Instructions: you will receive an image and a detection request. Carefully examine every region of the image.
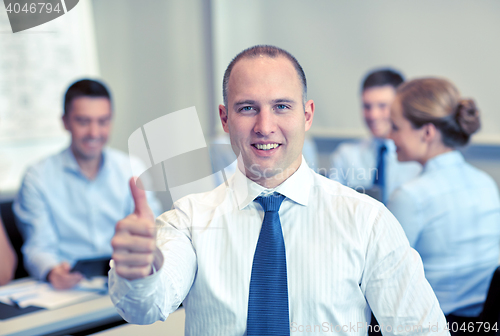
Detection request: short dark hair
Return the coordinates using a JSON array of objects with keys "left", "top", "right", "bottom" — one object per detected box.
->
[
  {"left": 222, "top": 45, "right": 307, "bottom": 107},
  {"left": 64, "top": 79, "right": 112, "bottom": 116},
  {"left": 362, "top": 69, "right": 404, "bottom": 92}
]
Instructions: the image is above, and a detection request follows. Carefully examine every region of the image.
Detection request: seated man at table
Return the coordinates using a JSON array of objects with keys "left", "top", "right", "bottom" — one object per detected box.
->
[
  {"left": 330, "top": 69, "right": 420, "bottom": 204},
  {"left": 0, "top": 214, "right": 17, "bottom": 285},
  {"left": 13, "top": 79, "right": 161, "bottom": 289}
]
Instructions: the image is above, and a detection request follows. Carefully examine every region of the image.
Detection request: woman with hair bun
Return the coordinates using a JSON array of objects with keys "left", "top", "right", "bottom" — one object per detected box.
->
[{"left": 387, "top": 77, "right": 500, "bottom": 330}]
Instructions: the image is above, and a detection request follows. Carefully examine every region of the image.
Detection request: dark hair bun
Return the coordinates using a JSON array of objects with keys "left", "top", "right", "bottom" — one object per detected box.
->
[{"left": 456, "top": 99, "right": 480, "bottom": 136}]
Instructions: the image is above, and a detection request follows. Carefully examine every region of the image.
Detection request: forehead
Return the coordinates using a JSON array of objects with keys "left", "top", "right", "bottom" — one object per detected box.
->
[
  {"left": 68, "top": 97, "right": 112, "bottom": 118},
  {"left": 362, "top": 85, "right": 397, "bottom": 103},
  {"left": 227, "top": 56, "right": 302, "bottom": 102}
]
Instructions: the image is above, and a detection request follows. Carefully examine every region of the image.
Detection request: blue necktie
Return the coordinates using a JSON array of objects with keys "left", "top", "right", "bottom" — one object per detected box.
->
[
  {"left": 373, "top": 143, "right": 388, "bottom": 203},
  {"left": 247, "top": 193, "right": 289, "bottom": 336}
]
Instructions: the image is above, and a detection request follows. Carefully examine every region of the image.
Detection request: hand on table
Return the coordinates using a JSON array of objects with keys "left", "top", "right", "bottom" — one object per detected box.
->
[
  {"left": 47, "top": 262, "right": 83, "bottom": 289},
  {"left": 111, "top": 177, "right": 157, "bottom": 280}
]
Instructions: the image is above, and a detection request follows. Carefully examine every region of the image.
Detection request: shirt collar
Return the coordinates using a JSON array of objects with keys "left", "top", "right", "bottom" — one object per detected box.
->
[
  {"left": 423, "top": 150, "right": 464, "bottom": 173},
  {"left": 232, "top": 156, "right": 312, "bottom": 210},
  {"left": 372, "top": 137, "right": 396, "bottom": 152},
  {"left": 62, "top": 147, "right": 107, "bottom": 177}
]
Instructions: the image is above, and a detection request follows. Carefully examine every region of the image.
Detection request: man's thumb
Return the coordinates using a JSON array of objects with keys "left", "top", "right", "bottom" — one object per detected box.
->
[{"left": 129, "top": 177, "right": 154, "bottom": 220}]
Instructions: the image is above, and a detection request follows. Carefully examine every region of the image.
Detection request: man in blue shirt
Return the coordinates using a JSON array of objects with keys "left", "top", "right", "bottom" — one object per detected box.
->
[
  {"left": 13, "top": 79, "right": 161, "bottom": 289},
  {"left": 329, "top": 69, "right": 420, "bottom": 204}
]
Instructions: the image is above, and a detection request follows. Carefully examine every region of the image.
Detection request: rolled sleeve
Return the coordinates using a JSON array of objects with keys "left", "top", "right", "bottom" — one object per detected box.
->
[{"left": 13, "top": 169, "right": 60, "bottom": 280}]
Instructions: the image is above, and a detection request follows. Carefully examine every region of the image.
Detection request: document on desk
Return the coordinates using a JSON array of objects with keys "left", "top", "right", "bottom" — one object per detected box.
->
[{"left": 0, "top": 277, "right": 107, "bottom": 310}]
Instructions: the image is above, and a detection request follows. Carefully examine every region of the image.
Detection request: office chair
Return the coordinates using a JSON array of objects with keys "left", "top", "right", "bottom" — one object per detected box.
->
[
  {"left": 480, "top": 265, "right": 500, "bottom": 334},
  {"left": 0, "top": 201, "right": 29, "bottom": 279}
]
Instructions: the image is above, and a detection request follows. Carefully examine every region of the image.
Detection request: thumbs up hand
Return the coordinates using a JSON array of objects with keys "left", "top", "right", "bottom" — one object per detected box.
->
[{"left": 111, "top": 178, "right": 157, "bottom": 280}]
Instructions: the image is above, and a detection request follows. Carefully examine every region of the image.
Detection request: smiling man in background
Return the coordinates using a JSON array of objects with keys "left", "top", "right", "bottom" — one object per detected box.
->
[
  {"left": 330, "top": 69, "right": 420, "bottom": 204},
  {"left": 14, "top": 79, "right": 161, "bottom": 289}
]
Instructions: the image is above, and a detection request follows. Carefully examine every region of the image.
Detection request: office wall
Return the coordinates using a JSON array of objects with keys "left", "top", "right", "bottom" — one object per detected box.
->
[
  {"left": 91, "top": 0, "right": 500, "bottom": 152},
  {"left": 91, "top": 0, "right": 216, "bottom": 209},
  {"left": 92, "top": 0, "right": 216, "bottom": 148},
  {"left": 212, "top": 0, "right": 500, "bottom": 144},
  {"left": 91, "top": 1, "right": 500, "bottom": 206}
]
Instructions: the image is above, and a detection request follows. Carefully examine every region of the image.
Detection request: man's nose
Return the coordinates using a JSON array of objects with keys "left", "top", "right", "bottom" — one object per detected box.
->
[
  {"left": 89, "top": 122, "right": 100, "bottom": 137},
  {"left": 365, "top": 106, "right": 378, "bottom": 118},
  {"left": 253, "top": 108, "right": 276, "bottom": 136}
]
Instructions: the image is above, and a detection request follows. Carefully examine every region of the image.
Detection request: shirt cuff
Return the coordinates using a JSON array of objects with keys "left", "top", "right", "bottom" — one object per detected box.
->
[
  {"left": 35, "top": 258, "right": 60, "bottom": 282},
  {"left": 108, "top": 248, "right": 164, "bottom": 300}
]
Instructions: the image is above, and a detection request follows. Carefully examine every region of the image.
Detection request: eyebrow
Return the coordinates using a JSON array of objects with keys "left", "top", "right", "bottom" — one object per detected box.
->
[
  {"left": 74, "top": 116, "right": 90, "bottom": 121},
  {"left": 272, "top": 98, "right": 296, "bottom": 104},
  {"left": 234, "top": 100, "right": 256, "bottom": 107},
  {"left": 233, "top": 98, "right": 297, "bottom": 106},
  {"left": 74, "top": 115, "right": 111, "bottom": 121}
]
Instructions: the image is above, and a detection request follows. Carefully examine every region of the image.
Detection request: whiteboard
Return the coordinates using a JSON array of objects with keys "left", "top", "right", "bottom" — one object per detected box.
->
[
  {"left": 0, "top": 0, "right": 99, "bottom": 193},
  {"left": 211, "top": 0, "right": 500, "bottom": 144}
]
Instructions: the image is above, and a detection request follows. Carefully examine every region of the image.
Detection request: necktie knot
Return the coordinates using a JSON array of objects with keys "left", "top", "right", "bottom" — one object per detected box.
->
[
  {"left": 379, "top": 143, "right": 388, "bottom": 156},
  {"left": 255, "top": 193, "right": 286, "bottom": 212}
]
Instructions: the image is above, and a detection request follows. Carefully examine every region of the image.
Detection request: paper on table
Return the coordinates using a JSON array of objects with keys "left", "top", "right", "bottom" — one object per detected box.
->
[{"left": 0, "top": 278, "right": 107, "bottom": 309}]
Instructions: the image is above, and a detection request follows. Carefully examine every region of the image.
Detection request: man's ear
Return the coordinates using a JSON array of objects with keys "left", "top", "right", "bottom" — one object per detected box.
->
[
  {"left": 304, "top": 100, "right": 315, "bottom": 132},
  {"left": 219, "top": 104, "right": 229, "bottom": 133},
  {"left": 62, "top": 115, "right": 70, "bottom": 131}
]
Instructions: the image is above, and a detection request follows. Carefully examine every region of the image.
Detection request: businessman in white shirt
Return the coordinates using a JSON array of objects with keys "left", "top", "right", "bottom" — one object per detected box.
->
[{"left": 108, "top": 45, "right": 448, "bottom": 335}]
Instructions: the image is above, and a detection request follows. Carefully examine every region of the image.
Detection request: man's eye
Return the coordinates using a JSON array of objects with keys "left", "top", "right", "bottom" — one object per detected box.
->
[
  {"left": 240, "top": 106, "right": 254, "bottom": 112},
  {"left": 99, "top": 118, "right": 111, "bottom": 126},
  {"left": 276, "top": 104, "right": 288, "bottom": 110}
]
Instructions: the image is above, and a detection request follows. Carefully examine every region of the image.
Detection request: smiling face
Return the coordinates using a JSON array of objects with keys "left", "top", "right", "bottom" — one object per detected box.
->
[
  {"left": 63, "top": 97, "right": 112, "bottom": 162},
  {"left": 219, "top": 56, "right": 314, "bottom": 188},
  {"left": 362, "top": 85, "right": 397, "bottom": 138},
  {"left": 389, "top": 98, "right": 428, "bottom": 164}
]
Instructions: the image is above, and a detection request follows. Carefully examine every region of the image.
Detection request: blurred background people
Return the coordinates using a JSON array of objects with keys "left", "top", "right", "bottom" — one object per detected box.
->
[
  {"left": 330, "top": 69, "right": 420, "bottom": 204},
  {"left": 0, "top": 214, "right": 17, "bottom": 285},
  {"left": 387, "top": 77, "right": 500, "bottom": 331},
  {"left": 13, "top": 79, "right": 161, "bottom": 289}
]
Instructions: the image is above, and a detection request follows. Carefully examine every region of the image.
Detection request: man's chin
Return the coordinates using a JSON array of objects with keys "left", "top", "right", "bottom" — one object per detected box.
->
[
  {"left": 74, "top": 148, "right": 103, "bottom": 161},
  {"left": 396, "top": 153, "right": 409, "bottom": 162},
  {"left": 246, "top": 164, "right": 296, "bottom": 180},
  {"left": 370, "top": 129, "right": 390, "bottom": 139},
  {"left": 246, "top": 165, "right": 279, "bottom": 179}
]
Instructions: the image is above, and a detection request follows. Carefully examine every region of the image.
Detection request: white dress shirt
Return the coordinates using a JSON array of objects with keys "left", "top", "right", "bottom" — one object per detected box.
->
[
  {"left": 330, "top": 138, "right": 421, "bottom": 202},
  {"left": 109, "top": 158, "right": 448, "bottom": 336}
]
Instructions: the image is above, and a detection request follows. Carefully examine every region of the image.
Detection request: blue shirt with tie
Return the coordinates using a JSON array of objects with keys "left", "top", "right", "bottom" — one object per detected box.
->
[
  {"left": 330, "top": 138, "right": 421, "bottom": 203},
  {"left": 13, "top": 147, "right": 162, "bottom": 280},
  {"left": 388, "top": 150, "right": 500, "bottom": 316}
]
